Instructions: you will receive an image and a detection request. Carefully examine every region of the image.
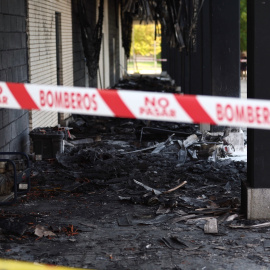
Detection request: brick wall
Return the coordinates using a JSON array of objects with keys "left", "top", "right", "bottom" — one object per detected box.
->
[
  {"left": 0, "top": 0, "right": 30, "bottom": 153},
  {"left": 27, "top": 0, "right": 73, "bottom": 129}
]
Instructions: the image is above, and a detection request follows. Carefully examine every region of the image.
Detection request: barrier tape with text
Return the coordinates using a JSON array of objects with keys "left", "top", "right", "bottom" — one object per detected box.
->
[{"left": 0, "top": 81, "right": 268, "bottom": 130}]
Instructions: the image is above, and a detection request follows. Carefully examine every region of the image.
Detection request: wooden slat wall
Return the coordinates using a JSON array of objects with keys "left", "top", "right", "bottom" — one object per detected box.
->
[{"left": 27, "top": 0, "right": 73, "bottom": 129}]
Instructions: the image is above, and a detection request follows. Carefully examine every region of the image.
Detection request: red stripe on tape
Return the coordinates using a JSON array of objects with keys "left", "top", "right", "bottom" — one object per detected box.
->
[
  {"left": 98, "top": 90, "right": 135, "bottom": 118},
  {"left": 6, "top": 83, "right": 39, "bottom": 110},
  {"left": 174, "top": 94, "right": 216, "bottom": 124}
]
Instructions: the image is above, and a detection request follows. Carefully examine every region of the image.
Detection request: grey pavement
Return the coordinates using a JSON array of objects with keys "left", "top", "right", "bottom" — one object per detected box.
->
[{"left": 241, "top": 79, "right": 247, "bottom": 99}]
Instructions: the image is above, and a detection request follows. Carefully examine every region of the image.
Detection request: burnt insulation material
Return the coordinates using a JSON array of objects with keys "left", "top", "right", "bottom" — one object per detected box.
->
[
  {"left": 77, "top": 0, "right": 104, "bottom": 81},
  {"left": 121, "top": 1, "right": 133, "bottom": 58}
]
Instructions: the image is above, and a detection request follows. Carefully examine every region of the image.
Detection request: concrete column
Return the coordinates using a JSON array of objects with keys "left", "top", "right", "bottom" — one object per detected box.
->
[{"left": 243, "top": 0, "right": 270, "bottom": 219}]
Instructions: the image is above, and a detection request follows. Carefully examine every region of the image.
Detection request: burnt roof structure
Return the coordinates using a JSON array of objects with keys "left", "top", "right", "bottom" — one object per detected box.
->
[{"left": 121, "top": 0, "right": 205, "bottom": 57}]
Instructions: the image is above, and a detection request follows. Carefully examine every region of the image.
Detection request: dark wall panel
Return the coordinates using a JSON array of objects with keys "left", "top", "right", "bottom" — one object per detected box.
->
[
  {"left": 162, "top": 0, "right": 240, "bottom": 98},
  {"left": 162, "top": 45, "right": 182, "bottom": 88},
  {"left": 247, "top": 0, "right": 270, "bottom": 188},
  {"left": 0, "top": 0, "right": 29, "bottom": 153},
  {"left": 72, "top": 0, "right": 97, "bottom": 87},
  {"left": 211, "top": 0, "right": 240, "bottom": 97},
  {"left": 108, "top": 0, "right": 120, "bottom": 87}
]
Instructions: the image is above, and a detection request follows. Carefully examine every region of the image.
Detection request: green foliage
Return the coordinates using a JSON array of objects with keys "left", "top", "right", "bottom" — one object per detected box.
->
[
  {"left": 156, "top": 51, "right": 161, "bottom": 59},
  {"left": 130, "top": 24, "right": 162, "bottom": 57},
  {"left": 240, "top": 0, "right": 247, "bottom": 52}
]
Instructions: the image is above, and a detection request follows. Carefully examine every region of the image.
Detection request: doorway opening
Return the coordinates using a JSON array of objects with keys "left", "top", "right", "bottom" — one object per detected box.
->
[{"left": 128, "top": 23, "right": 162, "bottom": 75}]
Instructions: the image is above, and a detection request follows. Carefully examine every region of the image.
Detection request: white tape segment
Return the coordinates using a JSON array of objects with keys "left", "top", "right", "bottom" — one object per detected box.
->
[{"left": 0, "top": 81, "right": 269, "bottom": 130}]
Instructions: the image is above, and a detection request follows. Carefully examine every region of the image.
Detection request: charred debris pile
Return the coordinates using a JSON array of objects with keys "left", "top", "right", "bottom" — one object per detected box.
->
[
  {"left": 51, "top": 76, "right": 246, "bottom": 228},
  {"left": 112, "top": 75, "right": 177, "bottom": 93},
  {"left": 4, "top": 76, "right": 247, "bottom": 220},
  {"left": 57, "top": 114, "right": 246, "bottom": 209},
  {"left": 25, "top": 109, "right": 248, "bottom": 238},
  {"left": 0, "top": 78, "right": 265, "bottom": 270},
  {"left": 0, "top": 76, "right": 249, "bottom": 245}
]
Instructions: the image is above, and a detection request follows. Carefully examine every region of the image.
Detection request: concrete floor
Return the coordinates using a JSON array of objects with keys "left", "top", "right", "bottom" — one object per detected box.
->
[
  {"left": 0, "top": 115, "right": 269, "bottom": 270},
  {"left": 0, "top": 145, "right": 269, "bottom": 270}
]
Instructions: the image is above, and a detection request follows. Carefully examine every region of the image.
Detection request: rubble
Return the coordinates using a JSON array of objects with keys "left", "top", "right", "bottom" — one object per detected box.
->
[
  {"left": 34, "top": 225, "right": 56, "bottom": 238},
  {"left": 112, "top": 75, "right": 177, "bottom": 93},
  {"left": 204, "top": 218, "right": 219, "bottom": 234}
]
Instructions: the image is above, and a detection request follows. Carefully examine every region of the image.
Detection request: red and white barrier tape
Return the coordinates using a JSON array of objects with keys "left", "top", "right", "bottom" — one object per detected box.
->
[{"left": 0, "top": 81, "right": 269, "bottom": 130}]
